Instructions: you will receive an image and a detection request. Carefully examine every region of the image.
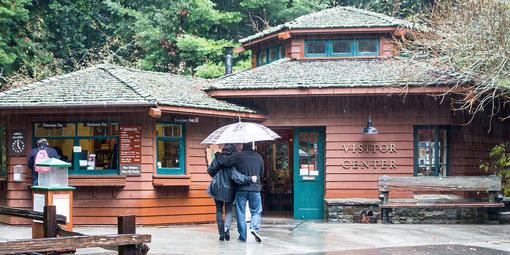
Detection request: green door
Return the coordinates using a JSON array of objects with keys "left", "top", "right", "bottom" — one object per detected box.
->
[{"left": 293, "top": 128, "right": 324, "bottom": 219}]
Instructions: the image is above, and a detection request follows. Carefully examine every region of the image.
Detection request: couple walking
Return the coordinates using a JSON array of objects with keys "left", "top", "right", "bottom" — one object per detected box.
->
[{"left": 207, "top": 142, "right": 263, "bottom": 242}]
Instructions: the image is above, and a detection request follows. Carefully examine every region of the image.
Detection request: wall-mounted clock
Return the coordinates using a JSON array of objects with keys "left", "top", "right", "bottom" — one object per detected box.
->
[
  {"left": 11, "top": 139, "right": 25, "bottom": 154},
  {"left": 8, "top": 130, "right": 26, "bottom": 156}
]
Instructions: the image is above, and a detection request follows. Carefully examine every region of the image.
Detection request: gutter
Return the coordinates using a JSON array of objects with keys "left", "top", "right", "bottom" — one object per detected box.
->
[{"left": 0, "top": 102, "right": 158, "bottom": 110}]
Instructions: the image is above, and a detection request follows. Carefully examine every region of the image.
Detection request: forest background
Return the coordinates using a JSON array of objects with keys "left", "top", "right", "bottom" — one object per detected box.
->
[{"left": 0, "top": 0, "right": 430, "bottom": 90}]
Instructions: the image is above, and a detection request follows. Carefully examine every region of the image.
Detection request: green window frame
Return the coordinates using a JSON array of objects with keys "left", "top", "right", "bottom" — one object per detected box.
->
[
  {"left": 257, "top": 45, "right": 286, "bottom": 66},
  {"left": 32, "top": 121, "right": 120, "bottom": 175},
  {"left": 156, "top": 122, "right": 185, "bottom": 175},
  {"left": 304, "top": 39, "right": 380, "bottom": 57},
  {"left": 414, "top": 126, "right": 450, "bottom": 176},
  {"left": 0, "top": 125, "right": 6, "bottom": 177}
]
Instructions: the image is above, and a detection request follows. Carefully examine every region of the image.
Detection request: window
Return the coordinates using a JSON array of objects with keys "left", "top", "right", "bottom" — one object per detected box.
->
[
  {"left": 0, "top": 125, "right": 6, "bottom": 177},
  {"left": 156, "top": 123, "right": 185, "bottom": 175},
  {"left": 33, "top": 121, "right": 119, "bottom": 175},
  {"left": 414, "top": 126, "right": 449, "bottom": 176},
  {"left": 305, "top": 39, "right": 379, "bottom": 57},
  {"left": 257, "top": 45, "right": 286, "bottom": 66}
]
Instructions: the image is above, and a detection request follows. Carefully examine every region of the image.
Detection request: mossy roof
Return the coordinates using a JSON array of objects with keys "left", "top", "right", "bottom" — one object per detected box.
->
[
  {"left": 0, "top": 64, "right": 256, "bottom": 113},
  {"left": 240, "top": 6, "right": 403, "bottom": 44},
  {"left": 206, "top": 58, "right": 457, "bottom": 91}
]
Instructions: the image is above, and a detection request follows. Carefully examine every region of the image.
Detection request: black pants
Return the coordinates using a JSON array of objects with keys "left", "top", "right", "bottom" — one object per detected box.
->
[{"left": 214, "top": 200, "right": 233, "bottom": 235}]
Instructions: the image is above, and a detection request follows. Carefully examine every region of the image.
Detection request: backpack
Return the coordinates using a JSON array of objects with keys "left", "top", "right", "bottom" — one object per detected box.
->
[{"left": 34, "top": 149, "right": 51, "bottom": 172}]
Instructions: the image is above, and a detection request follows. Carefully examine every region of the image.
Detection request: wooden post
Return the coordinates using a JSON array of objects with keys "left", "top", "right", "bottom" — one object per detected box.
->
[
  {"left": 118, "top": 215, "right": 136, "bottom": 255},
  {"left": 43, "top": 205, "right": 57, "bottom": 238}
]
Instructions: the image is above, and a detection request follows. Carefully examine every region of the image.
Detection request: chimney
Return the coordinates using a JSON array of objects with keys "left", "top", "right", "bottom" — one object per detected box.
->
[{"left": 224, "top": 46, "right": 234, "bottom": 75}]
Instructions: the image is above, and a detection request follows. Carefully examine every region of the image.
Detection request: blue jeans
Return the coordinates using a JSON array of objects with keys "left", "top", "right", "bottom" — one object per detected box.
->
[{"left": 235, "top": 191, "right": 262, "bottom": 241}]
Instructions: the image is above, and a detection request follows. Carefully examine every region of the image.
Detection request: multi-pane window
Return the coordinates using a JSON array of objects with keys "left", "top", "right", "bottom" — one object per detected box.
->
[
  {"left": 257, "top": 45, "right": 286, "bottom": 66},
  {"left": 414, "top": 126, "right": 449, "bottom": 176},
  {"left": 156, "top": 123, "right": 185, "bottom": 175},
  {"left": 0, "top": 125, "right": 6, "bottom": 177},
  {"left": 305, "top": 39, "right": 379, "bottom": 57},
  {"left": 33, "top": 122, "right": 119, "bottom": 175}
]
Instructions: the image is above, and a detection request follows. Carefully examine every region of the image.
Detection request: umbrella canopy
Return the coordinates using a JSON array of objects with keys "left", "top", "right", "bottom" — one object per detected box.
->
[{"left": 201, "top": 121, "right": 281, "bottom": 144}]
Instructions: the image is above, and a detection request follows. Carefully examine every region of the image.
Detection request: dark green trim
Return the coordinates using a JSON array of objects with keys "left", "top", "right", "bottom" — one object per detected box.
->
[
  {"left": 156, "top": 122, "right": 186, "bottom": 175},
  {"left": 31, "top": 186, "right": 76, "bottom": 190},
  {"left": 32, "top": 121, "right": 120, "bottom": 175},
  {"left": 305, "top": 39, "right": 380, "bottom": 58},
  {"left": 413, "top": 125, "right": 450, "bottom": 176},
  {"left": 256, "top": 45, "right": 286, "bottom": 66}
]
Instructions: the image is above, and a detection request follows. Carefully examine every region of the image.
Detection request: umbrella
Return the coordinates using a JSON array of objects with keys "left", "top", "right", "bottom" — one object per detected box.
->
[{"left": 201, "top": 121, "right": 281, "bottom": 144}]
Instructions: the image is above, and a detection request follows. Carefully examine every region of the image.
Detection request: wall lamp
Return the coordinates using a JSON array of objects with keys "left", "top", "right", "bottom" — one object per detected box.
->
[{"left": 361, "top": 115, "right": 378, "bottom": 134}]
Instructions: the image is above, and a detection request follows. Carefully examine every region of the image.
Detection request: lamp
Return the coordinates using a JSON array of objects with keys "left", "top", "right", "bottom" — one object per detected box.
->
[{"left": 361, "top": 115, "right": 378, "bottom": 134}]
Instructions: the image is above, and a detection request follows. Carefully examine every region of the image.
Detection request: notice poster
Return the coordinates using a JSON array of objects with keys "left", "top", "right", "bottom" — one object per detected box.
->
[
  {"left": 205, "top": 144, "right": 220, "bottom": 166},
  {"left": 119, "top": 126, "right": 142, "bottom": 176},
  {"left": 53, "top": 194, "right": 70, "bottom": 223}
]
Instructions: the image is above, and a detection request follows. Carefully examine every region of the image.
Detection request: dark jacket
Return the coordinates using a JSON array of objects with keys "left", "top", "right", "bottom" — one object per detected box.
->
[
  {"left": 215, "top": 148, "right": 264, "bottom": 192},
  {"left": 27, "top": 144, "right": 59, "bottom": 171},
  {"left": 27, "top": 144, "right": 58, "bottom": 185},
  {"left": 206, "top": 156, "right": 252, "bottom": 202}
]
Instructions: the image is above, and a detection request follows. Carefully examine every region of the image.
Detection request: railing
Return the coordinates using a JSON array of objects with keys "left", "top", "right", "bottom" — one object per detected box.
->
[{"left": 0, "top": 206, "right": 150, "bottom": 255}]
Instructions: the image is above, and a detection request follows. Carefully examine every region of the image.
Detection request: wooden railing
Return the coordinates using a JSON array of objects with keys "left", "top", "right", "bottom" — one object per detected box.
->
[{"left": 0, "top": 206, "right": 150, "bottom": 255}]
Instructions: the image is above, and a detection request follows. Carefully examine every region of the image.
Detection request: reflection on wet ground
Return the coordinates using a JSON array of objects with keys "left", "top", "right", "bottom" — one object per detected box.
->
[{"left": 300, "top": 245, "right": 510, "bottom": 255}]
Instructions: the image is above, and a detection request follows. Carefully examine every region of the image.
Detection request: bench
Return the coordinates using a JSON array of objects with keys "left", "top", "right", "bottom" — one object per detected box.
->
[{"left": 378, "top": 175, "right": 504, "bottom": 223}]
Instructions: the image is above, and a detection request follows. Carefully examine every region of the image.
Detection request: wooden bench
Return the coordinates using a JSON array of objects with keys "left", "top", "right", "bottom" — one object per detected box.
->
[
  {"left": 0, "top": 206, "right": 150, "bottom": 255},
  {"left": 378, "top": 175, "right": 504, "bottom": 223}
]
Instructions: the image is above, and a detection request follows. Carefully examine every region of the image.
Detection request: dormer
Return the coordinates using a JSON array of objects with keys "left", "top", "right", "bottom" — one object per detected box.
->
[{"left": 234, "top": 7, "right": 403, "bottom": 68}]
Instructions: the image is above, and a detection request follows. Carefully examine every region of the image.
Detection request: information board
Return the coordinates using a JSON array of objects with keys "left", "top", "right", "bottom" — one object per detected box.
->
[{"left": 119, "top": 126, "right": 142, "bottom": 176}]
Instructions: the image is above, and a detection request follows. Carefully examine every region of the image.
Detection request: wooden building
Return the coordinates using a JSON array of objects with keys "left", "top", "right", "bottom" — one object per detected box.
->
[{"left": 0, "top": 7, "right": 508, "bottom": 225}]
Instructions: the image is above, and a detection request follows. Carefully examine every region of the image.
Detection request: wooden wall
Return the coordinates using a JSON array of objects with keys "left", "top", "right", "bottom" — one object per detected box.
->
[
  {"left": 0, "top": 110, "right": 234, "bottom": 225},
  {"left": 256, "top": 95, "right": 509, "bottom": 199}
]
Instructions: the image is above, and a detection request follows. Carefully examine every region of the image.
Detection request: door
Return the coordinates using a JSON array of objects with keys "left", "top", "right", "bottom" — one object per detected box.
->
[{"left": 294, "top": 128, "right": 324, "bottom": 219}]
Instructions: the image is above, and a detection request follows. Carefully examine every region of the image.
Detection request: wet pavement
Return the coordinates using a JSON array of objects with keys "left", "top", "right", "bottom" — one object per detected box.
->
[{"left": 1, "top": 219, "right": 510, "bottom": 254}]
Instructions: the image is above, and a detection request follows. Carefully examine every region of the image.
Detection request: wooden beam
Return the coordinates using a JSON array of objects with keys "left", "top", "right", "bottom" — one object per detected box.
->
[
  {"left": 156, "top": 106, "right": 266, "bottom": 120},
  {"left": 118, "top": 215, "right": 136, "bottom": 255},
  {"left": 278, "top": 31, "right": 291, "bottom": 40},
  {"left": 208, "top": 86, "right": 453, "bottom": 98},
  {"left": 43, "top": 206, "right": 57, "bottom": 238},
  {"left": 233, "top": 46, "right": 245, "bottom": 54},
  {"left": 0, "top": 234, "right": 151, "bottom": 254},
  {"left": 0, "top": 206, "right": 66, "bottom": 224},
  {"left": 378, "top": 175, "right": 502, "bottom": 192},
  {"left": 149, "top": 108, "right": 162, "bottom": 118},
  {"left": 153, "top": 175, "right": 191, "bottom": 186}
]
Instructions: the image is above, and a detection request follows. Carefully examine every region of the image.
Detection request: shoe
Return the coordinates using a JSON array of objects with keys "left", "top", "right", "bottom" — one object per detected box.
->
[
  {"left": 250, "top": 229, "right": 261, "bottom": 243},
  {"left": 219, "top": 235, "right": 224, "bottom": 241},
  {"left": 237, "top": 237, "right": 246, "bottom": 242},
  {"left": 224, "top": 229, "right": 230, "bottom": 241}
]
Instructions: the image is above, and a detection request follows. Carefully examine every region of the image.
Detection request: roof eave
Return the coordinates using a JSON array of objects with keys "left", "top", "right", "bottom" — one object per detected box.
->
[
  {"left": 208, "top": 86, "right": 454, "bottom": 98},
  {"left": 157, "top": 105, "right": 267, "bottom": 120},
  {"left": 239, "top": 26, "right": 399, "bottom": 52}
]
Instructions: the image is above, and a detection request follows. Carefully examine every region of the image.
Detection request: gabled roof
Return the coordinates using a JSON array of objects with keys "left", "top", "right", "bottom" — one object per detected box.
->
[
  {"left": 0, "top": 64, "right": 256, "bottom": 114},
  {"left": 206, "top": 58, "right": 456, "bottom": 91},
  {"left": 240, "top": 6, "right": 403, "bottom": 44}
]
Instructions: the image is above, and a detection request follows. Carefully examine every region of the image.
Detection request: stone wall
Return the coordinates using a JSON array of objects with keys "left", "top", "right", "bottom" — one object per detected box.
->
[{"left": 325, "top": 198, "right": 495, "bottom": 224}]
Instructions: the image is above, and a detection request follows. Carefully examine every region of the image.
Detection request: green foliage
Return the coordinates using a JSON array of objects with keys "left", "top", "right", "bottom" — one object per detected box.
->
[
  {"left": 0, "top": 0, "right": 429, "bottom": 90},
  {"left": 480, "top": 143, "right": 510, "bottom": 196}
]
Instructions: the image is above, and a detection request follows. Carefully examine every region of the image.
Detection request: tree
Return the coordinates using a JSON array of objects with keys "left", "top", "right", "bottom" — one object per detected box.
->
[{"left": 397, "top": 0, "right": 510, "bottom": 121}]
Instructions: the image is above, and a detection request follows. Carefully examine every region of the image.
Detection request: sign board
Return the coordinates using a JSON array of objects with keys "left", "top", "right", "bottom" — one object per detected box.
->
[
  {"left": 8, "top": 130, "right": 26, "bottom": 156},
  {"left": 173, "top": 117, "right": 199, "bottom": 123},
  {"left": 119, "top": 126, "right": 142, "bottom": 176}
]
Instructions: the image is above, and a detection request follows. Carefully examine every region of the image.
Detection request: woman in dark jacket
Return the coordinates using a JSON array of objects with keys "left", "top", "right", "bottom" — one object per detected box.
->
[{"left": 207, "top": 144, "right": 256, "bottom": 241}]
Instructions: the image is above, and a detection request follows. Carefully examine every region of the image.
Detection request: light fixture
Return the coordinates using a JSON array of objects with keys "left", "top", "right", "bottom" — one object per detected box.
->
[{"left": 361, "top": 115, "right": 378, "bottom": 134}]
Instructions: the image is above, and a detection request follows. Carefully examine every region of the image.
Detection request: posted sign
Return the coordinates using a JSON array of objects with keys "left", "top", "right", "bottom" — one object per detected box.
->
[{"left": 119, "top": 126, "right": 142, "bottom": 176}]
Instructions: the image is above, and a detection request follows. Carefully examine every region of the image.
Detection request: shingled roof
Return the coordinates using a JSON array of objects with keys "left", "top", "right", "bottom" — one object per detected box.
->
[
  {"left": 0, "top": 64, "right": 256, "bottom": 113},
  {"left": 240, "top": 6, "right": 403, "bottom": 44},
  {"left": 206, "top": 58, "right": 457, "bottom": 91}
]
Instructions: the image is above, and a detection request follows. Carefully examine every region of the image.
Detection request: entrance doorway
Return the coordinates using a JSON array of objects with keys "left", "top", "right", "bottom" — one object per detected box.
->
[{"left": 257, "top": 129, "right": 293, "bottom": 217}]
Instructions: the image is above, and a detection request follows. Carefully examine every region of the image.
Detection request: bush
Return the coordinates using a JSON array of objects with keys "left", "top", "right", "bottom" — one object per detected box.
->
[{"left": 480, "top": 143, "right": 510, "bottom": 196}]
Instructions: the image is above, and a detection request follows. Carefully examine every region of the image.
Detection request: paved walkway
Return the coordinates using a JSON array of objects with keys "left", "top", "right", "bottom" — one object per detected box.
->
[{"left": 1, "top": 220, "right": 510, "bottom": 254}]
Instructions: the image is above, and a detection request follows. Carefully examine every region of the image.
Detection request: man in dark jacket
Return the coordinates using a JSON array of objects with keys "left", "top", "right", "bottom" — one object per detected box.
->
[
  {"left": 27, "top": 138, "right": 58, "bottom": 185},
  {"left": 216, "top": 142, "right": 264, "bottom": 242},
  {"left": 206, "top": 144, "right": 257, "bottom": 241}
]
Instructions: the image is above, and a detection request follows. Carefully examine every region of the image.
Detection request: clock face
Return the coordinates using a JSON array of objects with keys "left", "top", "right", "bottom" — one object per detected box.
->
[{"left": 11, "top": 140, "right": 25, "bottom": 154}]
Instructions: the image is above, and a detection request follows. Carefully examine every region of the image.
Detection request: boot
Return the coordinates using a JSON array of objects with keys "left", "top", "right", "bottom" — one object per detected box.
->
[
  {"left": 224, "top": 228, "right": 230, "bottom": 241},
  {"left": 218, "top": 222, "right": 225, "bottom": 241}
]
